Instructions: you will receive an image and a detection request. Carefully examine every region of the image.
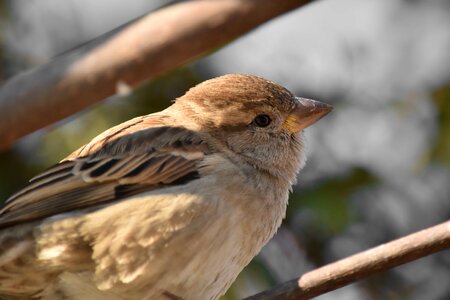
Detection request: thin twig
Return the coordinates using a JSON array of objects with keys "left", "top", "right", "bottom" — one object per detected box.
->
[
  {"left": 0, "top": 0, "right": 311, "bottom": 151},
  {"left": 245, "top": 220, "right": 450, "bottom": 299}
]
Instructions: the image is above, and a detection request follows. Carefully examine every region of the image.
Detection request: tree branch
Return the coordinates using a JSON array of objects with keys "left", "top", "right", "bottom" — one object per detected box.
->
[
  {"left": 0, "top": 0, "right": 311, "bottom": 151},
  {"left": 245, "top": 220, "right": 450, "bottom": 300}
]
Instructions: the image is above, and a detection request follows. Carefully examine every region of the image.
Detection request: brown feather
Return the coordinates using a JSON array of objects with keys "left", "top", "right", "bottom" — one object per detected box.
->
[{"left": 0, "top": 117, "right": 210, "bottom": 229}]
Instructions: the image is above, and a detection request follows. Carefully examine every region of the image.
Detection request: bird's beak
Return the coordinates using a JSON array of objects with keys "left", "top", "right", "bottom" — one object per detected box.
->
[{"left": 283, "top": 97, "right": 333, "bottom": 133}]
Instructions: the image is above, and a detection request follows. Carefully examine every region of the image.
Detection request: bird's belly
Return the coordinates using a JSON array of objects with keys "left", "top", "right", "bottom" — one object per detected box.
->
[
  {"left": 53, "top": 205, "right": 259, "bottom": 300},
  {"left": 155, "top": 207, "right": 253, "bottom": 300}
]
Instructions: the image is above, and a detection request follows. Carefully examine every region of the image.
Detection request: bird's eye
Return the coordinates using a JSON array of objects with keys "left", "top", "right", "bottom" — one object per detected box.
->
[{"left": 253, "top": 114, "right": 272, "bottom": 127}]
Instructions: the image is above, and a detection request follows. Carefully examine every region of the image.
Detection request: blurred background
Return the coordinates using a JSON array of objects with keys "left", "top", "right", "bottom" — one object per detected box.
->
[{"left": 0, "top": 0, "right": 449, "bottom": 299}]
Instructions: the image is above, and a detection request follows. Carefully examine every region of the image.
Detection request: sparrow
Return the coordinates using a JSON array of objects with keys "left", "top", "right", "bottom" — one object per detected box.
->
[{"left": 0, "top": 74, "right": 331, "bottom": 300}]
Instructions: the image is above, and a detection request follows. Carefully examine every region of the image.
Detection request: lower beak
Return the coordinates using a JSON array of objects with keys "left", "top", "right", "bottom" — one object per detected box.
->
[{"left": 283, "top": 97, "right": 333, "bottom": 133}]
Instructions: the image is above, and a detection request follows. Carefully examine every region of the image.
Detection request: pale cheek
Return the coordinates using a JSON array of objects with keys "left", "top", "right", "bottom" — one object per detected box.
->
[
  {"left": 225, "top": 132, "right": 256, "bottom": 155},
  {"left": 227, "top": 132, "right": 285, "bottom": 160}
]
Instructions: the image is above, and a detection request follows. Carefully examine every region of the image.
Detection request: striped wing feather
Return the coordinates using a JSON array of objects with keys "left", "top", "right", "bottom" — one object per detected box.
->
[{"left": 0, "top": 123, "right": 209, "bottom": 228}]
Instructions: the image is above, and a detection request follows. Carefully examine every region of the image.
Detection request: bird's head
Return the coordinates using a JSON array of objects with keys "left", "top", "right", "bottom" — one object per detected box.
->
[{"left": 171, "top": 74, "right": 332, "bottom": 184}]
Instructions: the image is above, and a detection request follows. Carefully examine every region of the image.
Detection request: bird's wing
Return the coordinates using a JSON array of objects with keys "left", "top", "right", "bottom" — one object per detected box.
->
[{"left": 0, "top": 116, "right": 210, "bottom": 228}]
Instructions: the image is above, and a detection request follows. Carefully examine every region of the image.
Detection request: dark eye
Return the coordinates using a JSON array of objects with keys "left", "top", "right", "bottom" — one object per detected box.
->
[{"left": 253, "top": 114, "right": 272, "bottom": 127}]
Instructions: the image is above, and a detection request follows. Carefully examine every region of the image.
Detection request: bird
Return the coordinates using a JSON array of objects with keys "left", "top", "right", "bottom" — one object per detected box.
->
[{"left": 0, "top": 74, "right": 332, "bottom": 300}]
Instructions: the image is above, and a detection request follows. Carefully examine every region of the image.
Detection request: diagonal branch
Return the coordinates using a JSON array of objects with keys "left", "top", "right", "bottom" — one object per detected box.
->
[
  {"left": 0, "top": 0, "right": 311, "bottom": 151},
  {"left": 245, "top": 220, "right": 450, "bottom": 300}
]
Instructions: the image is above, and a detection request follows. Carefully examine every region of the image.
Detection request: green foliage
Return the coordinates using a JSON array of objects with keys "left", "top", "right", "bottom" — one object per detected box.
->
[
  {"left": 289, "top": 169, "right": 375, "bottom": 234},
  {"left": 222, "top": 260, "right": 274, "bottom": 300},
  {"left": 431, "top": 84, "right": 450, "bottom": 167}
]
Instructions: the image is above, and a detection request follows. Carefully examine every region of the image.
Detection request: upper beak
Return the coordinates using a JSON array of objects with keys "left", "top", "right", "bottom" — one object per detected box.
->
[{"left": 283, "top": 97, "right": 333, "bottom": 133}]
